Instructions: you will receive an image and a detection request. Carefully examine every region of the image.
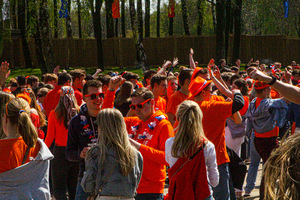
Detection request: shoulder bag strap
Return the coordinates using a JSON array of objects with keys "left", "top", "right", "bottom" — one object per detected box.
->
[
  {"left": 98, "top": 162, "right": 118, "bottom": 192},
  {"left": 22, "top": 147, "right": 30, "bottom": 165}
]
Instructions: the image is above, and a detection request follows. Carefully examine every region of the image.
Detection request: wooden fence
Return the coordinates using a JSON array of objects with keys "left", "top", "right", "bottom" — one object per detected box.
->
[{"left": 1, "top": 35, "right": 299, "bottom": 68}]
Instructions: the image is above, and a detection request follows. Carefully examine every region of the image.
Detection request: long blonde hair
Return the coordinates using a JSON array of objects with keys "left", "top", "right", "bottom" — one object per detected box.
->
[
  {"left": 172, "top": 100, "right": 207, "bottom": 158},
  {"left": 5, "top": 98, "right": 38, "bottom": 148},
  {"left": 0, "top": 91, "right": 15, "bottom": 139},
  {"left": 264, "top": 133, "right": 300, "bottom": 200},
  {"left": 87, "top": 108, "right": 136, "bottom": 176}
]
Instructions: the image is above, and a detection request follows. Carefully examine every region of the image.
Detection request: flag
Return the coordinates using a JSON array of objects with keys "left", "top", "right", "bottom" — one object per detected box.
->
[
  {"left": 168, "top": 0, "right": 175, "bottom": 18},
  {"left": 59, "top": 0, "right": 68, "bottom": 18},
  {"left": 112, "top": 0, "right": 120, "bottom": 19},
  {"left": 284, "top": 0, "right": 289, "bottom": 18}
]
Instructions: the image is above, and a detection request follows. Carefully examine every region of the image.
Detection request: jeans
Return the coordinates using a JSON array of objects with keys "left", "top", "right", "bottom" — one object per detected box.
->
[
  {"left": 244, "top": 132, "right": 261, "bottom": 193},
  {"left": 75, "top": 180, "right": 90, "bottom": 200},
  {"left": 52, "top": 146, "right": 79, "bottom": 200},
  {"left": 212, "top": 163, "right": 230, "bottom": 200},
  {"left": 135, "top": 193, "right": 164, "bottom": 200}
]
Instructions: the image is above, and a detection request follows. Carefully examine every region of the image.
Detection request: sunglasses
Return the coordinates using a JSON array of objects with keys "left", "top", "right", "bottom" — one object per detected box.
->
[
  {"left": 84, "top": 92, "right": 105, "bottom": 100},
  {"left": 130, "top": 99, "right": 151, "bottom": 110}
]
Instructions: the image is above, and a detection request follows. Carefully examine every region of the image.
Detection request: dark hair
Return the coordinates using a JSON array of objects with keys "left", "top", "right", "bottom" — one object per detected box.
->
[
  {"left": 43, "top": 73, "right": 58, "bottom": 83},
  {"left": 178, "top": 69, "right": 192, "bottom": 87},
  {"left": 69, "top": 69, "right": 86, "bottom": 80},
  {"left": 17, "top": 75, "right": 26, "bottom": 86},
  {"left": 292, "top": 69, "right": 299, "bottom": 76},
  {"left": 131, "top": 87, "right": 154, "bottom": 100},
  {"left": 144, "top": 70, "right": 157, "bottom": 81},
  {"left": 150, "top": 74, "right": 167, "bottom": 88},
  {"left": 230, "top": 66, "right": 239, "bottom": 72},
  {"left": 221, "top": 72, "right": 233, "bottom": 82},
  {"left": 97, "top": 74, "right": 111, "bottom": 86},
  {"left": 123, "top": 72, "right": 139, "bottom": 81},
  {"left": 233, "top": 79, "right": 248, "bottom": 96},
  {"left": 44, "top": 84, "right": 54, "bottom": 90},
  {"left": 230, "top": 74, "right": 241, "bottom": 85},
  {"left": 58, "top": 72, "right": 72, "bottom": 86},
  {"left": 83, "top": 80, "right": 103, "bottom": 95},
  {"left": 26, "top": 76, "right": 39, "bottom": 86}
]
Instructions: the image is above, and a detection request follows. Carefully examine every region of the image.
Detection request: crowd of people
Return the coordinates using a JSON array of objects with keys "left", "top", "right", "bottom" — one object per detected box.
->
[{"left": 0, "top": 50, "right": 299, "bottom": 200}]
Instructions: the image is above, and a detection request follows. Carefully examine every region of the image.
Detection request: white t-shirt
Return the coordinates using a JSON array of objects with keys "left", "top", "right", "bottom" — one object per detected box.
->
[{"left": 165, "top": 137, "right": 219, "bottom": 192}]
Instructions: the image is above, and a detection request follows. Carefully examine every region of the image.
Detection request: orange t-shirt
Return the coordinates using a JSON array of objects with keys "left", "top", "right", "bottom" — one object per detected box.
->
[
  {"left": 270, "top": 89, "right": 281, "bottom": 99},
  {"left": 73, "top": 87, "right": 83, "bottom": 106},
  {"left": 254, "top": 98, "right": 279, "bottom": 138},
  {"left": 45, "top": 110, "right": 69, "bottom": 147},
  {"left": 43, "top": 85, "right": 61, "bottom": 117},
  {"left": 166, "top": 91, "right": 189, "bottom": 117},
  {"left": 210, "top": 95, "right": 225, "bottom": 101},
  {"left": 154, "top": 96, "right": 166, "bottom": 112},
  {"left": 0, "top": 137, "right": 40, "bottom": 173},
  {"left": 239, "top": 96, "right": 249, "bottom": 116},
  {"left": 124, "top": 110, "right": 174, "bottom": 194},
  {"left": 187, "top": 97, "right": 232, "bottom": 165}
]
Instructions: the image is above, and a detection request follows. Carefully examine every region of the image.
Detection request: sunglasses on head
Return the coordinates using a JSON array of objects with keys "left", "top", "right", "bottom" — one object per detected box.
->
[
  {"left": 130, "top": 98, "right": 151, "bottom": 110},
  {"left": 84, "top": 92, "right": 105, "bottom": 100}
]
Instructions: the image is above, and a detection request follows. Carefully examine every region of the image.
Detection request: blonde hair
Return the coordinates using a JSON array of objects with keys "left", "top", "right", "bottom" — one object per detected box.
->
[
  {"left": 264, "top": 133, "right": 300, "bottom": 200},
  {"left": 172, "top": 100, "right": 206, "bottom": 158},
  {"left": 87, "top": 108, "right": 136, "bottom": 176},
  {"left": 5, "top": 98, "right": 38, "bottom": 148},
  {"left": 0, "top": 91, "right": 15, "bottom": 139}
]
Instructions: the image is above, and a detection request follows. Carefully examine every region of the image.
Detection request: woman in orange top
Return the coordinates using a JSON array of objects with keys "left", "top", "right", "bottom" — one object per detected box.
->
[
  {"left": 0, "top": 91, "right": 14, "bottom": 139},
  {"left": 0, "top": 97, "right": 40, "bottom": 173},
  {"left": 45, "top": 86, "right": 80, "bottom": 200}
]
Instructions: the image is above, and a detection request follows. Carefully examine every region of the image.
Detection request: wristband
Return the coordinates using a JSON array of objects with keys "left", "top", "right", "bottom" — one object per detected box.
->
[{"left": 268, "top": 76, "right": 277, "bottom": 86}]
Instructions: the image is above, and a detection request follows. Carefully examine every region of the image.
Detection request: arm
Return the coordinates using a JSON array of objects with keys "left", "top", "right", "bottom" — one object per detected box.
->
[
  {"left": 204, "top": 141, "right": 219, "bottom": 187},
  {"left": 81, "top": 149, "right": 98, "bottom": 193},
  {"left": 230, "top": 111, "right": 242, "bottom": 125},
  {"left": 157, "top": 60, "right": 172, "bottom": 75},
  {"left": 210, "top": 68, "right": 233, "bottom": 98},
  {"left": 45, "top": 111, "right": 56, "bottom": 148},
  {"left": 231, "top": 91, "right": 244, "bottom": 114},
  {"left": 189, "top": 48, "right": 196, "bottom": 69},
  {"left": 0, "top": 62, "right": 10, "bottom": 90},
  {"left": 103, "top": 75, "right": 125, "bottom": 108},
  {"left": 92, "top": 69, "right": 102, "bottom": 78},
  {"left": 248, "top": 67, "right": 300, "bottom": 104},
  {"left": 66, "top": 118, "right": 82, "bottom": 162}
]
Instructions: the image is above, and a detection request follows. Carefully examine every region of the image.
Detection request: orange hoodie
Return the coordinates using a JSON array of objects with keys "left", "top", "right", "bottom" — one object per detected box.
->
[{"left": 124, "top": 110, "right": 174, "bottom": 194}]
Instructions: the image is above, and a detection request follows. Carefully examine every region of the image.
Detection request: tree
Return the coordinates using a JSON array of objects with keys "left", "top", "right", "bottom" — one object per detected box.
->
[
  {"left": 89, "top": 0, "right": 104, "bottom": 69},
  {"left": 215, "top": 0, "right": 226, "bottom": 62},
  {"left": 53, "top": 0, "right": 58, "bottom": 38},
  {"left": 77, "top": 0, "right": 82, "bottom": 38},
  {"left": 18, "top": 0, "right": 34, "bottom": 68},
  {"left": 145, "top": 0, "right": 150, "bottom": 37},
  {"left": 232, "top": 0, "right": 242, "bottom": 63},
  {"left": 181, "top": 0, "right": 190, "bottom": 35},
  {"left": 66, "top": 0, "right": 73, "bottom": 38},
  {"left": 121, "top": 0, "right": 126, "bottom": 37},
  {"left": 197, "top": 0, "right": 205, "bottom": 35},
  {"left": 157, "top": 0, "right": 161, "bottom": 37},
  {"left": 105, "top": 0, "right": 114, "bottom": 38},
  {"left": 129, "top": 0, "right": 148, "bottom": 70},
  {"left": 137, "top": 0, "right": 143, "bottom": 40},
  {"left": 224, "top": 0, "right": 231, "bottom": 60}
]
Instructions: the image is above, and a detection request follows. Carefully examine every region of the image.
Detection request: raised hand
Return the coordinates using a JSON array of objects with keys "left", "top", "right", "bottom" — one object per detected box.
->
[
  {"left": 0, "top": 61, "right": 10, "bottom": 87},
  {"left": 108, "top": 75, "right": 126, "bottom": 91},
  {"left": 172, "top": 57, "right": 179, "bottom": 67}
]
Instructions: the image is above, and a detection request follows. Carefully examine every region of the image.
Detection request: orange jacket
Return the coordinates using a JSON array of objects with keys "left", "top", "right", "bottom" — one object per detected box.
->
[
  {"left": 43, "top": 85, "right": 61, "bottom": 117},
  {"left": 124, "top": 110, "right": 173, "bottom": 194}
]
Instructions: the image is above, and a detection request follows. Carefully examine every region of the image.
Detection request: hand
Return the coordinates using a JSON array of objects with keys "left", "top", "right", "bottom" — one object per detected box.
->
[
  {"left": 80, "top": 147, "right": 91, "bottom": 158},
  {"left": 283, "top": 68, "right": 292, "bottom": 83},
  {"left": 108, "top": 75, "right": 126, "bottom": 91},
  {"left": 129, "top": 138, "right": 141, "bottom": 150},
  {"left": 246, "top": 67, "right": 271, "bottom": 83},
  {"left": 232, "top": 88, "right": 241, "bottom": 95},
  {"left": 190, "top": 48, "right": 194, "bottom": 56},
  {"left": 225, "top": 97, "right": 233, "bottom": 102},
  {"left": 172, "top": 57, "right": 179, "bottom": 67},
  {"left": 0, "top": 62, "right": 10, "bottom": 87},
  {"left": 162, "top": 60, "right": 172, "bottom": 69},
  {"left": 53, "top": 66, "right": 59, "bottom": 74}
]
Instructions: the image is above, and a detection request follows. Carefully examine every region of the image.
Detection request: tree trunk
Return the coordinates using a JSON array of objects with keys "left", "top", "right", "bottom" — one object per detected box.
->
[
  {"left": 66, "top": 0, "right": 73, "bottom": 38},
  {"left": 211, "top": 1, "right": 217, "bottom": 34},
  {"left": 53, "top": 0, "right": 58, "bottom": 38},
  {"left": 39, "top": 0, "right": 55, "bottom": 73},
  {"left": 137, "top": 0, "right": 143, "bottom": 40},
  {"left": 145, "top": 0, "right": 150, "bottom": 37},
  {"left": 156, "top": 0, "right": 160, "bottom": 37},
  {"left": 197, "top": 0, "right": 204, "bottom": 35},
  {"left": 121, "top": 0, "right": 126, "bottom": 37},
  {"left": 224, "top": 0, "right": 231, "bottom": 60},
  {"left": 169, "top": 17, "right": 173, "bottom": 36},
  {"left": 91, "top": 0, "right": 104, "bottom": 70},
  {"left": 10, "top": 0, "right": 17, "bottom": 29},
  {"left": 105, "top": 0, "right": 114, "bottom": 38},
  {"left": 18, "top": 0, "right": 34, "bottom": 68},
  {"left": 129, "top": 0, "right": 148, "bottom": 71},
  {"left": 0, "top": 0, "right": 4, "bottom": 57},
  {"left": 115, "top": 18, "right": 119, "bottom": 37},
  {"left": 215, "top": 0, "right": 226, "bottom": 63},
  {"left": 232, "top": 0, "right": 242, "bottom": 63},
  {"left": 181, "top": 0, "right": 190, "bottom": 35},
  {"left": 77, "top": 0, "right": 82, "bottom": 38}
]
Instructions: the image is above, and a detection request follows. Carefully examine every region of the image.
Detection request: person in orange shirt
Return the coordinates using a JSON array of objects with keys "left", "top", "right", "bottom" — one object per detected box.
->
[
  {"left": 70, "top": 69, "right": 86, "bottom": 106},
  {"left": 0, "top": 97, "right": 53, "bottom": 199},
  {"left": 188, "top": 76, "right": 244, "bottom": 200},
  {"left": 43, "top": 72, "right": 72, "bottom": 117},
  {"left": 125, "top": 88, "right": 173, "bottom": 200},
  {"left": 45, "top": 86, "right": 80, "bottom": 200},
  {"left": 166, "top": 69, "right": 192, "bottom": 125},
  {"left": 166, "top": 76, "right": 178, "bottom": 102},
  {"left": 150, "top": 74, "right": 168, "bottom": 112},
  {"left": 245, "top": 81, "right": 289, "bottom": 199}
]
